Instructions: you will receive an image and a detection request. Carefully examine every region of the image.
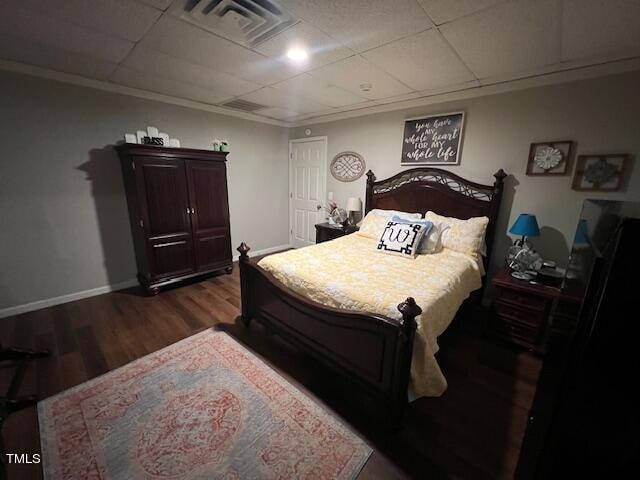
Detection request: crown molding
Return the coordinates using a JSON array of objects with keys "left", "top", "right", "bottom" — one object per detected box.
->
[
  {"left": 290, "top": 56, "right": 640, "bottom": 127},
  {"left": 0, "top": 59, "right": 289, "bottom": 127},
  {"left": 1, "top": 56, "right": 639, "bottom": 130}
]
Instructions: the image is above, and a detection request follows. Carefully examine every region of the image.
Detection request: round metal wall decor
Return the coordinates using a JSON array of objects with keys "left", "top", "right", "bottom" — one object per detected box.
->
[{"left": 330, "top": 151, "right": 366, "bottom": 182}]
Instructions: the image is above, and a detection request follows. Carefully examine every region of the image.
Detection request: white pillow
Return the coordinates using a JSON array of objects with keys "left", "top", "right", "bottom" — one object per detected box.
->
[
  {"left": 369, "top": 208, "right": 422, "bottom": 220},
  {"left": 376, "top": 220, "right": 428, "bottom": 258},
  {"left": 357, "top": 209, "right": 422, "bottom": 239},
  {"left": 420, "top": 221, "right": 450, "bottom": 254},
  {"left": 424, "top": 211, "right": 489, "bottom": 256}
]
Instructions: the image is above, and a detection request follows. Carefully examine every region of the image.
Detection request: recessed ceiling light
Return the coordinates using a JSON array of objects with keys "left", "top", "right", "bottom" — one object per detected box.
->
[{"left": 286, "top": 47, "right": 309, "bottom": 62}]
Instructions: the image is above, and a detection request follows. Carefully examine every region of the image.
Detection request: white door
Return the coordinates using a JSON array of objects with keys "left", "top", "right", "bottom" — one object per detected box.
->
[{"left": 289, "top": 137, "right": 327, "bottom": 248}]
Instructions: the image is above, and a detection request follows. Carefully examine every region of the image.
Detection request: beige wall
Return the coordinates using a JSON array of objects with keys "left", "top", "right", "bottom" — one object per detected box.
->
[
  {"left": 2, "top": 69, "right": 639, "bottom": 312},
  {"left": 0, "top": 70, "right": 290, "bottom": 311},
  {"left": 290, "top": 71, "right": 640, "bottom": 276}
]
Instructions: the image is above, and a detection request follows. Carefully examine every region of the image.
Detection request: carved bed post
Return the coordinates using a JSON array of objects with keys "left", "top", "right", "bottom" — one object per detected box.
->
[
  {"left": 389, "top": 297, "right": 422, "bottom": 426},
  {"left": 365, "top": 170, "right": 376, "bottom": 214},
  {"left": 484, "top": 169, "right": 507, "bottom": 272},
  {"left": 237, "top": 242, "right": 252, "bottom": 326}
]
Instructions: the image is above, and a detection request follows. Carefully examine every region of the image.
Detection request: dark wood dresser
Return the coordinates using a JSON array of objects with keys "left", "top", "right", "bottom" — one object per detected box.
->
[
  {"left": 315, "top": 222, "right": 358, "bottom": 243},
  {"left": 116, "top": 144, "right": 232, "bottom": 294},
  {"left": 490, "top": 267, "right": 561, "bottom": 354}
]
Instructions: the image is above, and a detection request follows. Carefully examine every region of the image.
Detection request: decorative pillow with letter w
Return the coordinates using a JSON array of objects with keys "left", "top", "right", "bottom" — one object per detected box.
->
[{"left": 377, "top": 221, "right": 428, "bottom": 258}]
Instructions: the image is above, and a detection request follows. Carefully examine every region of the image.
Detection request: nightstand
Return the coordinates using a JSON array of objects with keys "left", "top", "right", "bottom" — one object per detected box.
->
[
  {"left": 490, "top": 267, "right": 561, "bottom": 354},
  {"left": 315, "top": 222, "right": 358, "bottom": 244}
]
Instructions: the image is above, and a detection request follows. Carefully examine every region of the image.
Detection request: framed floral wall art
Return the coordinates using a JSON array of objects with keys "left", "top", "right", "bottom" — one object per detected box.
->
[
  {"left": 572, "top": 154, "right": 629, "bottom": 191},
  {"left": 526, "top": 141, "right": 574, "bottom": 175}
]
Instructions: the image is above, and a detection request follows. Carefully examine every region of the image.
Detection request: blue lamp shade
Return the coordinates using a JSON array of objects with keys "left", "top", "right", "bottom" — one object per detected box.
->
[{"left": 509, "top": 214, "right": 540, "bottom": 237}]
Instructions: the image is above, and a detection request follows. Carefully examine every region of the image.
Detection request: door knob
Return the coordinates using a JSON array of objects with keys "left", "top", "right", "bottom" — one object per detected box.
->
[{"left": 316, "top": 204, "right": 322, "bottom": 210}]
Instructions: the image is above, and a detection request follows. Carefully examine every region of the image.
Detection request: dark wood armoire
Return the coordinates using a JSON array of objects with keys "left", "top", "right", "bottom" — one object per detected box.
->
[{"left": 116, "top": 144, "right": 232, "bottom": 294}]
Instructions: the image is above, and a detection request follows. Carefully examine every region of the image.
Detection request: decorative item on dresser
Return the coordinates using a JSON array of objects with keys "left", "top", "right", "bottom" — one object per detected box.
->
[
  {"left": 125, "top": 126, "right": 179, "bottom": 147},
  {"left": 506, "top": 213, "right": 543, "bottom": 280},
  {"left": 315, "top": 222, "right": 358, "bottom": 244},
  {"left": 116, "top": 144, "right": 232, "bottom": 295},
  {"left": 490, "top": 267, "right": 560, "bottom": 354},
  {"left": 237, "top": 167, "right": 506, "bottom": 425}
]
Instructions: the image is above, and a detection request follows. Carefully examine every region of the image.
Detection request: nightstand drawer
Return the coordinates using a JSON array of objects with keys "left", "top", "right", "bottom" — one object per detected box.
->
[
  {"left": 497, "top": 288, "right": 548, "bottom": 311},
  {"left": 493, "top": 315, "right": 542, "bottom": 344},
  {"left": 324, "top": 228, "right": 345, "bottom": 240},
  {"left": 495, "top": 299, "right": 546, "bottom": 327}
]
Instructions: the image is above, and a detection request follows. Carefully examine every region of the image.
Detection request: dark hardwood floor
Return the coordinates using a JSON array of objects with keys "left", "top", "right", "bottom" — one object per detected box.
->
[{"left": 0, "top": 262, "right": 541, "bottom": 479}]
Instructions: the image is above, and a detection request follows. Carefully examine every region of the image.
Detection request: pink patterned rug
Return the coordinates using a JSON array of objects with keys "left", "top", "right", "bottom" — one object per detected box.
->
[{"left": 38, "top": 329, "right": 371, "bottom": 479}]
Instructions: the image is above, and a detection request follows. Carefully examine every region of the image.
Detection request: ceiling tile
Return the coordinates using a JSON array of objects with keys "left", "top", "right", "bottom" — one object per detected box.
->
[
  {"left": 309, "top": 55, "right": 413, "bottom": 100},
  {"left": 0, "top": 4, "right": 134, "bottom": 64},
  {"left": 363, "top": 29, "right": 475, "bottom": 91},
  {"left": 123, "top": 47, "right": 261, "bottom": 96},
  {"left": 139, "top": 16, "right": 297, "bottom": 85},
  {"left": 277, "top": 0, "right": 433, "bottom": 52},
  {"left": 440, "top": 0, "right": 561, "bottom": 79},
  {"left": 0, "top": 32, "right": 117, "bottom": 80},
  {"left": 271, "top": 73, "right": 367, "bottom": 107},
  {"left": 254, "top": 21, "right": 354, "bottom": 71},
  {"left": 418, "top": 0, "right": 506, "bottom": 25},
  {"left": 110, "top": 66, "right": 236, "bottom": 104},
  {"left": 3, "top": 0, "right": 161, "bottom": 42},
  {"left": 238, "top": 87, "right": 328, "bottom": 113},
  {"left": 562, "top": 0, "right": 640, "bottom": 61}
]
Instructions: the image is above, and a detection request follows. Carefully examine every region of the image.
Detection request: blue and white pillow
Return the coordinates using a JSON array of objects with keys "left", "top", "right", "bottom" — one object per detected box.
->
[
  {"left": 377, "top": 220, "right": 428, "bottom": 258},
  {"left": 391, "top": 215, "right": 444, "bottom": 254}
]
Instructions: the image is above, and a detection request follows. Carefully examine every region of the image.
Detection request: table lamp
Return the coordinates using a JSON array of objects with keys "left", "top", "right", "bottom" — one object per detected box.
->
[
  {"left": 509, "top": 213, "right": 540, "bottom": 247},
  {"left": 507, "top": 214, "right": 541, "bottom": 279},
  {"left": 346, "top": 197, "right": 362, "bottom": 228}
]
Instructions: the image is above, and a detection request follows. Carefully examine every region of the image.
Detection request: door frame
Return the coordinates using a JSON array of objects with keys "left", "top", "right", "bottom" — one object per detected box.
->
[{"left": 288, "top": 136, "right": 328, "bottom": 247}]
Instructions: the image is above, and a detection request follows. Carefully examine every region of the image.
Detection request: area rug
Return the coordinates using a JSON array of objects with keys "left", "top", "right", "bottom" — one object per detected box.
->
[{"left": 38, "top": 329, "right": 372, "bottom": 479}]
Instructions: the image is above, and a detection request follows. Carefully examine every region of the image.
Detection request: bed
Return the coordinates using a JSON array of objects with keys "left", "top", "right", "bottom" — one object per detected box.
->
[{"left": 237, "top": 167, "right": 506, "bottom": 423}]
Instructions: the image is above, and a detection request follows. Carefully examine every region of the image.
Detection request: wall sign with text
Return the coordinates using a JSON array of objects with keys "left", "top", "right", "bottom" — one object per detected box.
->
[{"left": 401, "top": 112, "right": 465, "bottom": 166}]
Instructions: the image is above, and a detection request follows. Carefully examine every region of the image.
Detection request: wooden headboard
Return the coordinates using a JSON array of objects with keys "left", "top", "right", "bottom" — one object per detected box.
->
[{"left": 365, "top": 167, "right": 507, "bottom": 269}]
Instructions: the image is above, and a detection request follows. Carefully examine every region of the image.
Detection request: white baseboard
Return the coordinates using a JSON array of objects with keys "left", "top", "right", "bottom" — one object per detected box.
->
[
  {"left": 0, "top": 278, "right": 139, "bottom": 319},
  {"left": 0, "top": 243, "right": 291, "bottom": 319}
]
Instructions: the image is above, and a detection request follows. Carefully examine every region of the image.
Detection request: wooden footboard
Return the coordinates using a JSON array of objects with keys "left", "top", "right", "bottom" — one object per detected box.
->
[{"left": 237, "top": 242, "right": 422, "bottom": 423}]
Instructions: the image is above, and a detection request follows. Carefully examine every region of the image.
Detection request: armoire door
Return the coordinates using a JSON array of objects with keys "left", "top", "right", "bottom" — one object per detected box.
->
[
  {"left": 185, "top": 159, "right": 231, "bottom": 271},
  {"left": 134, "top": 157, "right": 195, "bottom": 280}
]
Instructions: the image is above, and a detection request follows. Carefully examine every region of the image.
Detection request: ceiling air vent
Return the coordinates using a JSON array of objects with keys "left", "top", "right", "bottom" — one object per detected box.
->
[
  {"left": 221, "top": 98, "right": 268, "bottom": 112},
  {"left": 177, "top": 0, "right": 297, "bottom": 47}
]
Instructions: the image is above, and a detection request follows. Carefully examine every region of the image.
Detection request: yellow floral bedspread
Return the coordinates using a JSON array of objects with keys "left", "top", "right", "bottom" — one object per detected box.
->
[{"left": 257, "top": 233, "right": 483, "bottom": 397}]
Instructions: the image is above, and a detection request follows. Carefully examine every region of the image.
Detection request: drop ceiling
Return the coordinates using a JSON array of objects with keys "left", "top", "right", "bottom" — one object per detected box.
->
[{"left": 0, "top": 0, "right": 639, "bottom": 125}]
